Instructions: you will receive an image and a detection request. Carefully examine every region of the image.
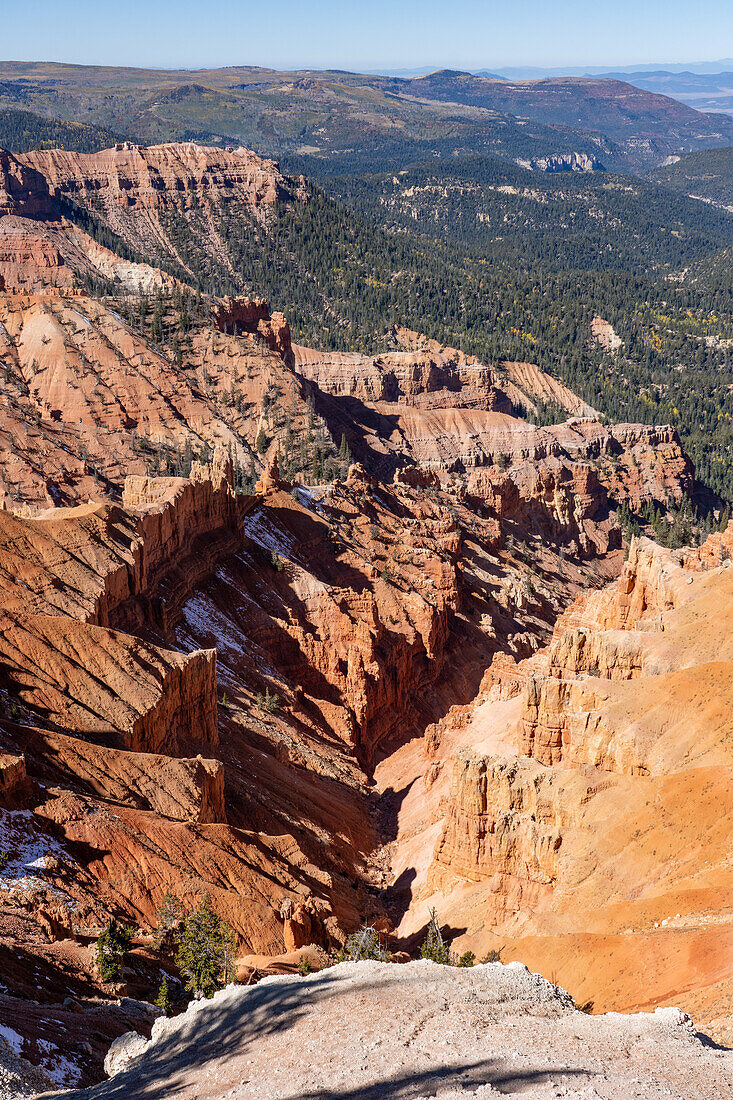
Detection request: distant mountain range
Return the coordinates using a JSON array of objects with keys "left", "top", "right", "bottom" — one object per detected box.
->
[
  {"left": 369, "top": 63, "right": 733, "bottom": 118},
  {"left": 1, "top": 62, "right": 732, "bottom": 174},
  {"left": 482, "top": 60, "right": 733, "bottom": 79},
  {"left": 372, "top": 60, "right": 733, "bottom": 80},
  {"left": 596, "top": 70, "right": 733, "bottom": 116}
]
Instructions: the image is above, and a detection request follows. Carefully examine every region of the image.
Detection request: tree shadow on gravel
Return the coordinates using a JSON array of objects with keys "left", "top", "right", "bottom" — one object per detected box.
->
[
  {"left": 39, "top": 972, "right": 346, "bottom": 1100},
  {"left": 38, "top": 964, "right": 597, "bottom": 1100},
  {"left": 296, "top": 1060, "right": 594, "bottom": 1098}
]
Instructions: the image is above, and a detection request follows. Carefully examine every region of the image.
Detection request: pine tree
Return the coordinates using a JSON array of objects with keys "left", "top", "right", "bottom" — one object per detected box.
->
[
  {"left": 338, "top": 434, "right": 351, "bottom": 464},
  {"left": 419, "top": 907, "right": 451, "bottom": 965},
  {"left": 96, "top": 919, "right": 134, "bottom": 982},
  {"left": 155, "top": 977, "right": 173, "bottom": 1016},
  {"left": 153, "top": 892, "right": 185, "bottom": 950},
  {"left": 175, "top": 897, "right": 236, "bottom": 999}
]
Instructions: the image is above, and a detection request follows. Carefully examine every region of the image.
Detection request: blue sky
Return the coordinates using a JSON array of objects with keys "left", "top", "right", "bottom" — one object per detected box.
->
[{"left": 4, "top": 0, "right": 733, "bottom": 72}]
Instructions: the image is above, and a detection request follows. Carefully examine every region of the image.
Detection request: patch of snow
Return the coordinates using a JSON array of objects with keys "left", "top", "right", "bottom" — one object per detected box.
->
[
  {"left": 25, "top": 855, "right": 55, "bottom": 871},
  {"left": 0, "top": 1026, "right": 23, "bottom": 1054},
  {"left": 180, "top": 593, "right": 249, "bottom": 657},
  {"left": 293, "top": 485, "right": 324, "bottom": 513},
  {"left": 243, "top": 513, "right": 296, "bottom": 558},
  {"left": 0, "top": 810, "right": 75, "bottom": 902},
  {"left": 36, "top": 1040, "right": 83, "bottom": 1087}
]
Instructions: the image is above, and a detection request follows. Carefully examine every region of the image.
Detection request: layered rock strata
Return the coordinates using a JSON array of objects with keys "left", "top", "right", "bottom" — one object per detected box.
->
[{"left": 387, "top": 531, "right": 733, "bottom": 1042}]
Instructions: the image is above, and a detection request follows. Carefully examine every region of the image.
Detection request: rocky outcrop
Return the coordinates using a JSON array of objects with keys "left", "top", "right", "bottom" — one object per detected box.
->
[
  {"left": 0, "top": 615, "right": 218, "bottom": 754},
  {"left": 0, "top": 149, "right": 56, "bottom": 219},
  {"left": 19, "top": 143, "right": 307, "bottom": 277},
  {"left": 293, "top": 328, "right": 595, "bottom": 419},
  {"left": 517, "top": 152, "right": 601, "bottom": 172},
  {"left": 293, "top": 340, "right": 512, "bottom": 412},
  {"left": 0, "top": 218, "right": 77, "bottom": 289},
  {"left": 22, "top": 143, "right": 294, "bottom": 216},
  {"left": 0, "top": 143, "right": 184, "bottom": 292},
  {"left": 516, "top": 536, "right": 706, "bottom": 766},
  {"left": 591, "top": 315, "right": 623, "bottom": 351},
  {"left": 0, "top": 291, "right": 316, "bottom": 510},
  {"left": 210, "top": 295, "right": 291, "bottom": 361},
  {"left": 401, "top": 524, "right": 733, "bottom": 1043},
  {"left": 430, "top": 753, "right": 564, "bottom": 905},
  {"left": 593, "top": 536, "right": 693, "bottom": 630},
  {"left": 211, "top": 296, "right": 292, "bottom": 363},
  {"left": 0, "top": 749, "right": 28, "bottom": 806},
  {"left": 254, "top": 452, "right": 281, "bottom": 495},
  {"left": 0, "top": 723, "right": 225, "bottom": 822}
]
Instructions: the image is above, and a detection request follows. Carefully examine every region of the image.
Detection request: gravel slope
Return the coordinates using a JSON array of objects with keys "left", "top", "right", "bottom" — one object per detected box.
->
[{"left": 38, "top": 961, "right": 733, "bottom": 1099}]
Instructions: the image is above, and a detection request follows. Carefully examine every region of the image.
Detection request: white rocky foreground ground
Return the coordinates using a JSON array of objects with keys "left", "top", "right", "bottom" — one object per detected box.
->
[{"left": 36, "top": 961, "right": 733, "bottom": 1099}]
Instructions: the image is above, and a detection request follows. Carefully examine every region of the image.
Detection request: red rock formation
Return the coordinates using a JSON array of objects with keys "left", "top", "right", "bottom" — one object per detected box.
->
[
  {"left": 392, "top": 530, "right": 733, "bottom": 1042},
  {"left": 0, "top": 749, "right": 28, "bottom": 806},
  {"left": 0, "top": 615, "right": 218, "bottom": 754},
  {"left": 294, "top": 328, "right": 595, "bottom": 419},
  {"left": 18, "top": 143, "right": 307, "bottom": 278},
  {"left": 0, "top": 292, "right": 319, "bottom": 511},
  {"left": 211, "top": 296, "right": 292, "bottom": 363},
  {"left": 22, "top": 143, "right": 293, "bottom": 216},
  {"left": 0, "top": 149, "right": 56, "bottom": 219},
  {"left": 0, "top": 722, "right": 225, "bottom": 823}
]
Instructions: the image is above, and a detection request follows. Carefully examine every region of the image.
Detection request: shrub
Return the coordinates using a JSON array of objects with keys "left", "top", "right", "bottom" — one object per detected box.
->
[
  {"left": 256, "top": 687, "right": 280, "bottom": 713},
  {"left": 297, "top": 956, "right": 312, "bottom": 976},
  {"left": 96, "top": 919, "right": 134, "bottom": 982},
  {"left": 270, "top": 551, "right": 284, "bottom": 572},
  {"left": 175, "top": 896, "right": 236, "bottom": 999},
  {"left": 481, "top": 949, "right": 502, "bottom": 963},
  {"left": 338, "top": 925, "right": 391, "bottom": 963},
  {"left": 457, "top": 950, "right": 476, "bottom": 968}
]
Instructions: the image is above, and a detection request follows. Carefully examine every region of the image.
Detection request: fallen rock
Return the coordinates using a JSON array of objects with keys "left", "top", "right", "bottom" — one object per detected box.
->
[{"left": 102, "top": 1030, "right": 148, "bottom": 1078}]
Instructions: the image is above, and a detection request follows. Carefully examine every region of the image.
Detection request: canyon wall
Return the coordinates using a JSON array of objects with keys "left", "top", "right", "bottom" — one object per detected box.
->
[{"left": 403, "top": 531, "right": 733, "bottom": 1041}]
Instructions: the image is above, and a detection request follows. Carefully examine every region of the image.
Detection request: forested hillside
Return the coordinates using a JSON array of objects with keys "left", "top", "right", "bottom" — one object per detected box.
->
[
  {"left": 649, "top": 146, "right": 733, "bottom": 206},
  {"left": 0, "top": 106, "right": 119, "bottom": 153},
  {"left": 5, "top": 58, "right": 733, "bottom": 502},
  {"left": 312, "top": 156, "right": 733, "bottom": 274},
  {"left": 60, "top": 176, "right": 733, "bottom": 501}
]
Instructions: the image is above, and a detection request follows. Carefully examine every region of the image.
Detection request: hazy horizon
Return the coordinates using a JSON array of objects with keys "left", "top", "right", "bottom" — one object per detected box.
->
[
  {"left": 5, "top": 0, "right": 733, "bottom": 74},
  {"left": 2, "top": 57, "right": 733, "bottom": 80}
]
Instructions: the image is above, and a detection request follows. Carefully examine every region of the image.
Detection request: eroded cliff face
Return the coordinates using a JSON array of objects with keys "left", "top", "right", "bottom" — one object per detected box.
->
[
  {"left": 22, "top": 143, "right": 296, "bottom": 217},
  {"left": 0, "top": 291, "right": 319, "bottom": 510},
  {"left": 0, "top": 402, "right": 669, "bottom": 1044},
  {"left": 0, "top": 145, "right": 188, "bottom": 293},
  {"left": 18, "top": 143, "right": 307, "bottom": 279},
  {"left": 0, "top": 149, "right": 56, "bottom": 219},
  {"left": 0, "top": 373, "right": 721, "bottom": 1088},
  {"left": 294, "top": 327, "right": 596, "bottom": 420},
  {"left": 389, "top": 531, "right": 733, "bottom": 1044},
  {"left": 211, "top": 295, "right": 293, "bottom": 363}
]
